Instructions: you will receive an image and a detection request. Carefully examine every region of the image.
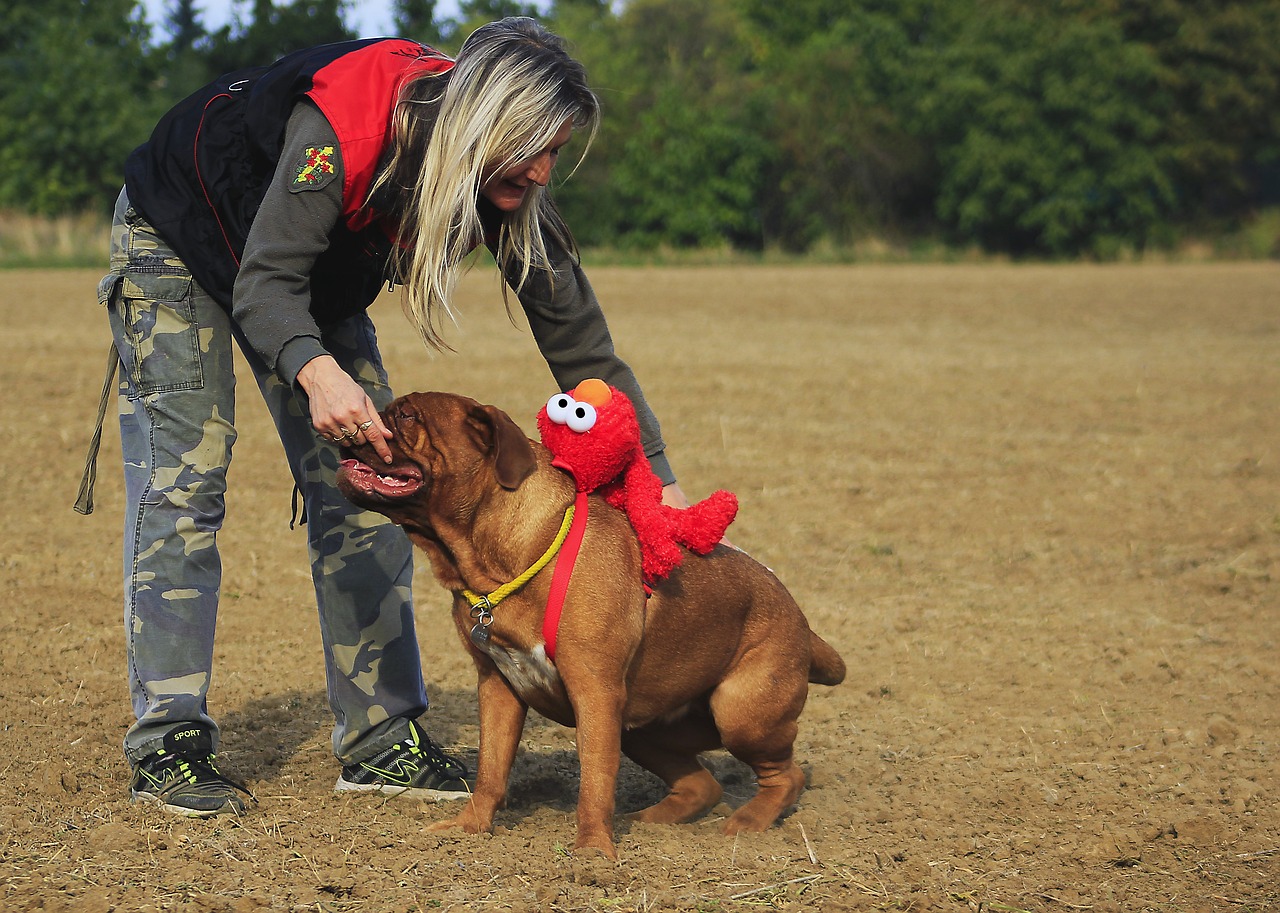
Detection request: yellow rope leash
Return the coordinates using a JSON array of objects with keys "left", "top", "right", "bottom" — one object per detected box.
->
[{"left": 462, "top": 503, "right": 576, "bottom": 617}]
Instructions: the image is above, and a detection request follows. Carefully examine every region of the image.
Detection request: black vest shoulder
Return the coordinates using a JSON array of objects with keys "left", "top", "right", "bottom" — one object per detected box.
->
[{"left": 124, "top": 39, "right": 395, "bottom": 314}]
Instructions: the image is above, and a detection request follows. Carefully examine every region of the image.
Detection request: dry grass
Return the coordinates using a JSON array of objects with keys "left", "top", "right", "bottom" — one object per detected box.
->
[
  {"left": 1, "top": 263, "right": 1277, "bottom": 912},
  {"left": 0, "top": 210, "right": 110, "bottom": 267},
  {"left": 2, "top": 207, "right": 1278, "bottom": 270}
]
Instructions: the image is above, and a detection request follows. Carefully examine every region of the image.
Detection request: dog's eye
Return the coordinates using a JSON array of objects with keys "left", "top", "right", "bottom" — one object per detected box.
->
[
  {"left": 566, "top": 402, "right": 597, "bottom": 433},
  {"left": 545, "top": 394, "right": 575, "bottom": 426}
]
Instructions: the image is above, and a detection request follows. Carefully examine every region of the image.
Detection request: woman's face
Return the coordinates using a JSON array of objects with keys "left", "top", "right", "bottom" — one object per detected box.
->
[{"left": 481, "top": 118, "right": 574, "bottom": 212}]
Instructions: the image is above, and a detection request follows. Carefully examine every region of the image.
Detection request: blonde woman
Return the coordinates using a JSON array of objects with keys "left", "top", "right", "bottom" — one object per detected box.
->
[{"left": 95, "top": 18, "right": 690, "bottom": 817}]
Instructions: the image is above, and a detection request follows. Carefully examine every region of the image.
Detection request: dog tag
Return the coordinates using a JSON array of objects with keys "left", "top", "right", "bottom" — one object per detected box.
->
[{"left": 469, "top": 623, "right": 491, "bottom": 648}]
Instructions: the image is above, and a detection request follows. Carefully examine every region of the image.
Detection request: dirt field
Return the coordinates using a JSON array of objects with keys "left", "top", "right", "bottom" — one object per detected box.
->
[{"left": 1, "top": 262, "right": 1276, "bottom": 912}]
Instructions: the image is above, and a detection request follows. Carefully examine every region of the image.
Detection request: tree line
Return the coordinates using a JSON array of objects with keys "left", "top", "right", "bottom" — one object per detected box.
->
[{"left": 2, "top": 0, "right": 1277, "bottom": 258}]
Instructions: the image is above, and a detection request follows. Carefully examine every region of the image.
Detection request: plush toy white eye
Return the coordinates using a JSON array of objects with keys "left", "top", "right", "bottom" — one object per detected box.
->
[
  {"left": 546, "top": 393, "right": 575, "bottom": 425},
  {"left": 566, "top": 402, "right": 597, "bottom": 433}
]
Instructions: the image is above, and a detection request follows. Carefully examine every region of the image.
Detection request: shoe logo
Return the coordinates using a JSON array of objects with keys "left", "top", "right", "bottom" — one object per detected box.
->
[
  {"left": 173, "top": 728, "right": 202, "bottom": 741},
  {"left": 365, "top": 758, "right": 420, "bottom": 785}
]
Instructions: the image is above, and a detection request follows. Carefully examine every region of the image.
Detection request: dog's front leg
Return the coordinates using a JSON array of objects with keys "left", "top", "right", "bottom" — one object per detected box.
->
[
  {"left": 566, "top": 682, "right": 626, "bottom": 859},
  {"left": 428, "top": 667, "right": 526, "bottom": 835}
]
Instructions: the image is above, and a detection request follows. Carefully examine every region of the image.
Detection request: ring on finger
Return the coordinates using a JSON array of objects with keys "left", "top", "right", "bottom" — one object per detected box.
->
[{"left": 357, "top": 420, "right": 374, "bottom": 432}]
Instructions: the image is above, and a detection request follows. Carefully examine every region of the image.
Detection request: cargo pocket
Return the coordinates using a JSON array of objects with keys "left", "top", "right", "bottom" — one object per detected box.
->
[
  {"left": 97, "top": 272, "right": 122, "bottom": 308},
  {"left": 111, "top": 270, "right": 203, "bottom": 397}
]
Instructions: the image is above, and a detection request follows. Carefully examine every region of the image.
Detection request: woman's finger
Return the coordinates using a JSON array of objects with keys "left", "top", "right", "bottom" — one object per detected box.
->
[
  {"left": 363, "top": 422, "right": 393, "bottom": 463},
  {"left": 358, "top": 397, "right": 393, "bottom": 463}
]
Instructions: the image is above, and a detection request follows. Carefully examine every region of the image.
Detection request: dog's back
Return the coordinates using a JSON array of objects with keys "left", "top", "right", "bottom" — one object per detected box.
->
[{"left": 615, "top": 544, "right": 842, "bottom": 726}]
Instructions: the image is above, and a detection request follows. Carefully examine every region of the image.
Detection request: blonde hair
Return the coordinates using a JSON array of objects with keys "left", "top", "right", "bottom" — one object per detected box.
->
[{"left": 370, "top": 18, "right": 600, "bottom": 351}]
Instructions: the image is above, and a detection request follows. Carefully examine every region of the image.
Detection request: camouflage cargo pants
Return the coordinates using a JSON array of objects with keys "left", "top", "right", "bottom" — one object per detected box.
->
[{"left": 102, "top": 188, "right": 429, "bottom": 765}]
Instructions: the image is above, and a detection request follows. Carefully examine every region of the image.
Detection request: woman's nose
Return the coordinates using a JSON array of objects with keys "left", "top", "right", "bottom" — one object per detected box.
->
[{"left": 526, "top": 152, "right": 553, "bottom": 186}]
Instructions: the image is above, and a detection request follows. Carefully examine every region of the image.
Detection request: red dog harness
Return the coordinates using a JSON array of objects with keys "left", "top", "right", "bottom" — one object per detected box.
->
[
  {"left": 459, "top": 492, "right": 588, "bottom": 664},
  {"left": 542, "top": 491, "right": 590, "bottom": 661}
]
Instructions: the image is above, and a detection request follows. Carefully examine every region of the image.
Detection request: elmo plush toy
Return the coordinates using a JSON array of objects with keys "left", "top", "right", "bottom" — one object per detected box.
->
[{"left": 537, "top": 379, "right": 738, "bottom": 583}]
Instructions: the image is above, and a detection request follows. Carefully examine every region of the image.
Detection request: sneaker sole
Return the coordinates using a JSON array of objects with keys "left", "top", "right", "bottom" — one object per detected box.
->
[
  {"left": 333, "top": 777, "right": 472, "bottom": 801},
  {"left": 132, "top": 790, "right": 248, "bottom": 818}
]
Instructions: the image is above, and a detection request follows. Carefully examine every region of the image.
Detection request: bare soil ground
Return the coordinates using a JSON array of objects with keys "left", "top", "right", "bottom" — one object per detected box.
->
[{"left": 1, "top": 263, "right": 1277, "bottom": 912}]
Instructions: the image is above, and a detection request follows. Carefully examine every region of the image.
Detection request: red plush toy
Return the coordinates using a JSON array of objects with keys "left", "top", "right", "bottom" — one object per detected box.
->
[{"left": 537, "top": 379, "right": 738, "bottom": 583}]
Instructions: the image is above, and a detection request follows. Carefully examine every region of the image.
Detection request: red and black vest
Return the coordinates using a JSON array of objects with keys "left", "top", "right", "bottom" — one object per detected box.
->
[{"left": 124, "top": 39, "right": 454, "bottom": 320}]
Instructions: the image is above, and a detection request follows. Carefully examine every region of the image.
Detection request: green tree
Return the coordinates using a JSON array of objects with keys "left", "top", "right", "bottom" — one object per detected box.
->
[
  {"left": 916, "top": 7, "right": 1177, "bottom": 256},
  {"left": 393, "top": 0, "right": 448, "bottom": 47},
  {"left": 158, "top": 0, "right": 204, "bottom": 51},
  {"left": 742, "top": 5, "right": 949, "bottom": 250},
  {"left": 448, "top": 0, "right": 542, "bottom": 48},
  {"left": 1075, "top": 0, "right": 1280, "bottom": 220},
  {"left": 147, "top": 0, "right": 220, "bottom": 103},
  {"left": 203, "top": 0, "right": 355, "bottom": 74},
  {"left": 457, "top": 0, "right": 542, "bottom": 21},
  {"left": 0, "top": 0, "right": 164, "bottom": 214},
  {"left": 609, "top": 85, "right": 771, "bottom": 249},
  {"left": 534, "top": 0, "right": 619, "bottom": 243},
  {"left": 549, "top": 0, "right": 768, "bottom": 249}
]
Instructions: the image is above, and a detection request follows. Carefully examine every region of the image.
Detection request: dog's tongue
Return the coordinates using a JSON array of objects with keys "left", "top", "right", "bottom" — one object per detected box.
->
[{"left": 338, "top": 458, "right": 423, "bottom": 498}]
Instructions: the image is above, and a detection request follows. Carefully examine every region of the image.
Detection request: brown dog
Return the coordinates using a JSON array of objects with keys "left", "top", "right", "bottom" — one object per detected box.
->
[{"left": 336, "top": 391, "right": 845, "bottom": 858}]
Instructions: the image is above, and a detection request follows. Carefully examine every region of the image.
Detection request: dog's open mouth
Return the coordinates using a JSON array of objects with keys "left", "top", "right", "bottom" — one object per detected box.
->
[{"left": 337, "top": 459, "right": 424, "bottom": 501}]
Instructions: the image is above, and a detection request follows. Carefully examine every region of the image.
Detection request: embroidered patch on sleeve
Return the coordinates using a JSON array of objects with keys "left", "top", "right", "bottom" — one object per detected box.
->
[{"left": 290, "top": 145, "right": 338, "bottom": 192}]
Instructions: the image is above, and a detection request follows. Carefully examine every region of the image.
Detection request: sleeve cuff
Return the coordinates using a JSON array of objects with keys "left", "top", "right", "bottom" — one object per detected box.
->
[
  {"left": 647, "top": 450, "right": 676, "bottom": 487},
  {"left": 275, "top": 335, "right": 329, "bottom": 389}
]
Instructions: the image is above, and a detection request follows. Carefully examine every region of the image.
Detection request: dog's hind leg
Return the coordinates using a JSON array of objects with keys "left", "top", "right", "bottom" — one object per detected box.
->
[
  {"left": 622, "top": 714, "right": 723, "bottom": 825},
  {"left": 721, "top": 750, "right": 805, "bottom": 835},
  {"left": 710, "top": 659, "right": 809, "bottom": 835}
]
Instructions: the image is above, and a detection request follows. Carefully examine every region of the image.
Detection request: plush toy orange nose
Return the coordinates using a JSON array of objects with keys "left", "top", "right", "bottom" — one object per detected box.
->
[{"left": 572, "top": 378, "right": 613, "bottom": 408}]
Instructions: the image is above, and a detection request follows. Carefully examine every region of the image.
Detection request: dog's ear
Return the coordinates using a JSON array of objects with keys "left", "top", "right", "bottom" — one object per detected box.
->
[{"left": 467, "top": 403, "right": 537, "bottom": 490}]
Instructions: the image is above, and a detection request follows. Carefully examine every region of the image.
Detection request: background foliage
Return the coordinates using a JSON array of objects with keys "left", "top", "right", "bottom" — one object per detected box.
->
[{"left": 1, "top": 0, "right": 1277, "bottom": 258}]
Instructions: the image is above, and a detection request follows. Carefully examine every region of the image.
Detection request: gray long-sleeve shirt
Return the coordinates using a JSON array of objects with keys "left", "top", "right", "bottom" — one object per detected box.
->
[{"left": 232, "top": 101, "right": 673, "bottom": 484}]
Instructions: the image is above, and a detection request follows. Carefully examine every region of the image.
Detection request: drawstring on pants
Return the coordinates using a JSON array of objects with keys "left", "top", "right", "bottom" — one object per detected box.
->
[{"left": 74, "top": 343, "right": 121, "bottom": 516}]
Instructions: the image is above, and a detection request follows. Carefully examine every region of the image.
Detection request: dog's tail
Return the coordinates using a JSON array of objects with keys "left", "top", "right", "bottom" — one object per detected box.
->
[{"left": 808, "top": 632, "right": 846, "bottom": 686}]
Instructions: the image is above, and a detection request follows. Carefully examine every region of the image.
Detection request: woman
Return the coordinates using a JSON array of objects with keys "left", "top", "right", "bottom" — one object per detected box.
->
[{"left": 91, "top": 18, "right": 692, "bottom": 817}]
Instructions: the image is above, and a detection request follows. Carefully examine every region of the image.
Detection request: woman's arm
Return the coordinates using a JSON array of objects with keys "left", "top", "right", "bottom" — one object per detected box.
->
[
  {"left": 233, "top": 102, "right": 393, "bottom": 460},
  {"left": 509, "top": 244, "right": 676, "bottom": 486},
  {"left": 233, "top": 102, "right": 338, "bottom": 384}
]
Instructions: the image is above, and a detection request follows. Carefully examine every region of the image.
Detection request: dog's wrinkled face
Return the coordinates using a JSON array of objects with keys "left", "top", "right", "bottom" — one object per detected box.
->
[
  {"left": 335, "top": 391, "right": 536, "bottom": 532},
  {"left": 335, "top": 395, "right": 433, "bottom": 515}
]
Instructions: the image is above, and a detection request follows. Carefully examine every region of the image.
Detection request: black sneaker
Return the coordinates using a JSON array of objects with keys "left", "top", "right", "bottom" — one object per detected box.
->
[
  {"left": 335, "top": 719, "right": 471, "bottom": 801},
  {"left": 129, "top": 726, "right": 255, "bottom": 817}
]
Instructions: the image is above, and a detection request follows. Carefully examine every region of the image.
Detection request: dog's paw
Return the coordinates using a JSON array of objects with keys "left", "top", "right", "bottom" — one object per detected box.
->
[
  {"left": 572, "top": 831, "right": 618, "bottom": 861},
  {"left": 627, "top": 778, "right": 722, "bottom": 825},
  {"left": 424, "top": 812, "right": 491, "bottom": 835}
]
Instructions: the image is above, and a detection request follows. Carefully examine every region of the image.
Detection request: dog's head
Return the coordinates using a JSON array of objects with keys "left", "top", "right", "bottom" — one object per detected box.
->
[{"left": 335, "top": 391, "right": 537, "bottom": 535}]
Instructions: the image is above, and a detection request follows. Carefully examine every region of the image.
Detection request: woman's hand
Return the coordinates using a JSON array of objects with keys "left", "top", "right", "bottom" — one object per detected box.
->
[
  {"left": 659, "top": 482, "right": 691, "bottom": 511},
  {"left": 661, "top": 482, "right": 738, "bottom": 550},
  {"left": 295, "top": 355, "right": 393, "bottom": 463}
]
